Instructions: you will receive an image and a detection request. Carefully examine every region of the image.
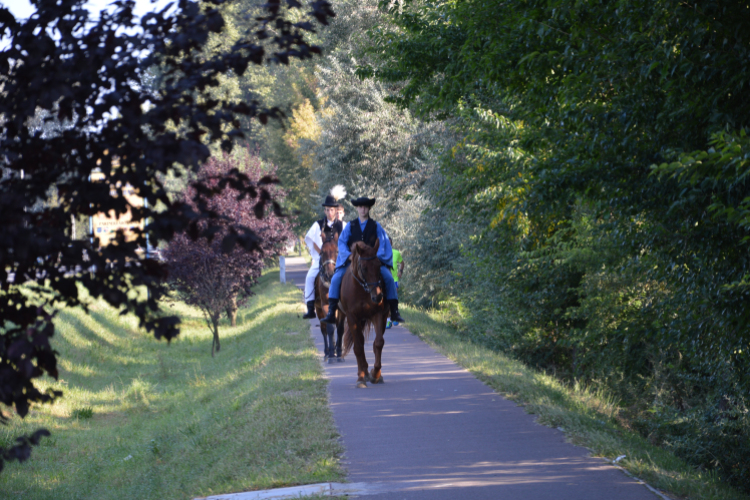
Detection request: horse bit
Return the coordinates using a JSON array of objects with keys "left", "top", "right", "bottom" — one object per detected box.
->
[{"left": 353, "top": 255, "right": 383, "bottom": 293}]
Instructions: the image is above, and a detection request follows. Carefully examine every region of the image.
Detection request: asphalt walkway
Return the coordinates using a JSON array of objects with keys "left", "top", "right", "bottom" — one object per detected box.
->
[
  {"left": 284, "top": 257, "right": 660, "bottom": 500},
  {"left": 283, "top": 255, "right": 309, "bottom": 292}
]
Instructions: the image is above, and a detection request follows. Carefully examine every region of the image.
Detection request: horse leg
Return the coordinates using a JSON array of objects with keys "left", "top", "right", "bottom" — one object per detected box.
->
[
  {"left": 351, "top": 318, "right": 368, "bottom": 388},
  {"left": 335, "top": 314, "right": 345, "bottom": 361},
  {"left": 320, "top": 322, "right": 329, "bottom": 359},
  {"left": 326, "top": 323, "right": 335, "bottom": 362},
  {"left": 370, "top": 313, "right": 386, "bottom": 384}
]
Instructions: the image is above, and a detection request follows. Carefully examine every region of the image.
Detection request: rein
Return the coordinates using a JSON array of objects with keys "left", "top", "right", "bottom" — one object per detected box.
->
[{"left": 353, "top": 255, "right": 382, "bottom": 293}]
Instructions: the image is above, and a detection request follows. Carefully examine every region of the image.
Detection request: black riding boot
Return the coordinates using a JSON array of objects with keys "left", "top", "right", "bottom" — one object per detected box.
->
[
  {"left": 321, "top": 298, "right": 338, "bottom": 324},
  {"left": 302, "top": 300, "right": 316, "bottom": 319},
  {"left": 389, "top": 299, "right": 406, "bottom": 324}
]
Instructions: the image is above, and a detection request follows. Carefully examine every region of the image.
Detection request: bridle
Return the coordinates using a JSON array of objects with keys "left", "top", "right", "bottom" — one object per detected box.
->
[
  {"left": 318, "top": 258, "right": 336, "bottom": 284},
  {"left": 353, "top": 254, "right": 382, "bottom": 294},
  {"left": 318, "top": 234, "right": 337, "bottom": 284}
]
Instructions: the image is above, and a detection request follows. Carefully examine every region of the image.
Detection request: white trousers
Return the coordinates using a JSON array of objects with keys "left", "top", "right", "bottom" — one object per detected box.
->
[{"left": 304, "top": 261, "right": 319, "bottom": 302}]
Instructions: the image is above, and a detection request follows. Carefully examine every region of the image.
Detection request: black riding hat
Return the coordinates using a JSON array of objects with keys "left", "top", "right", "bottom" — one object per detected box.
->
[
  {"left": 322, "top": 195, "right": 340, "bottom": 207},
  {"left": 350, "top": 197, "right": 376, "bottom": 207}
]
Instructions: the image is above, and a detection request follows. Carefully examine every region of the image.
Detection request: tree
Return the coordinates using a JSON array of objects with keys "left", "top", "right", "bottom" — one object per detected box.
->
[
  {"left": 163, "top": 149, "right": 293, "bottom": 356},
  {"left": 362, "top": 0, "right": 750, "bottom": 489},
  {"left": 0, "top": 0, "right": 334, "bottom": 471},
  {"left": 300, "top": 0, "right": 459, "bottom": 306}
]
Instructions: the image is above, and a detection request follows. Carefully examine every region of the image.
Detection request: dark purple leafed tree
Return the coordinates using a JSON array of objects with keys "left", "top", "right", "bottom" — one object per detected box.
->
[
  {"left": 0, "top": 0, "right": 334, "bottom": 472},
  {"left": 163, "top": 151, "right": 293, "bottom": 356}
]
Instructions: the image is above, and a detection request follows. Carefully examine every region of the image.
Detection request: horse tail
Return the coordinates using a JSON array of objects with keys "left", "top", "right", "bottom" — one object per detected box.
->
[
  {"left": 343, "top": 320, "right": 353, "bottom": 357},
  {"left": 342, "top": 319, "right": 373, "bottom": 358},
  {"left": 362, "top": 320, "right": 373, "bottom": 345}
]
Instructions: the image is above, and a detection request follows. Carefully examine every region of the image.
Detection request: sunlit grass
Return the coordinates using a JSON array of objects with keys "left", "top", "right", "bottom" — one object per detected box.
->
[
  {"left": 0, "top": 271, "right": 343, "bottom": 500},
  {"left": 404, "top": 304, "right": 748, "bottom": 500}
]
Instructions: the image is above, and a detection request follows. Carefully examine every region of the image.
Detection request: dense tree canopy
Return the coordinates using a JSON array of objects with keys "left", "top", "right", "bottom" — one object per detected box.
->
[{"left": 357, "top": 0, "right": 750, "bottom": 490}]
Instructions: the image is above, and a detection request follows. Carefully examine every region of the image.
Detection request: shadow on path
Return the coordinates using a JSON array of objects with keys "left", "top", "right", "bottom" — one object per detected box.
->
[{"left": 309, "top": 319, "right": 660, "bottom": 500}]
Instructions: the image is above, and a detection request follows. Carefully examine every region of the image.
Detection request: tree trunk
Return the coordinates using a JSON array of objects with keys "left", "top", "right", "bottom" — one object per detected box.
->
[
  {"left": 211, "top": 317, "right": 221, "bottom": 357},
  {"left": 226, "top": 295, "right": 238, "bottom": 327}
]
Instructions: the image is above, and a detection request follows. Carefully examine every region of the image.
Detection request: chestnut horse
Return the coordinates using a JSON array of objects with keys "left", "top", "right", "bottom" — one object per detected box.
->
[
  {"left": 339, "top": 238, "right": 389, "bottom": 388},
  {"left": 314, "top": 234, "right": 345, "bottom": 362}
]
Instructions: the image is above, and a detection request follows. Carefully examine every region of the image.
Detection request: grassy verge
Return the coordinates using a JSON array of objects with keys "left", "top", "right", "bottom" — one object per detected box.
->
[
  {"left": 404, "top": 305, "right": 748, "bottom": 500},
  {"left": 0, "top": 272, "right": 343, "bottom": 500}
]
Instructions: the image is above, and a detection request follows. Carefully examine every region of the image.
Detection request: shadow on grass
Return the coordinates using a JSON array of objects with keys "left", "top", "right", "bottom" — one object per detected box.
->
[
  {"left": 34, "top": 279, "right": 317, "bottom": 431},
  {"left": 56, "top": 309, "right": 120, "bottom": 349},
  {"left": 2, "top": 278, "right": 345, "bottom": 500}
]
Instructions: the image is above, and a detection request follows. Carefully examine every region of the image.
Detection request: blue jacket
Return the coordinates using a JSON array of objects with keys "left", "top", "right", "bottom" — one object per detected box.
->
[{"left": 336, "top": 218, "right": 393, "bottom": 269}]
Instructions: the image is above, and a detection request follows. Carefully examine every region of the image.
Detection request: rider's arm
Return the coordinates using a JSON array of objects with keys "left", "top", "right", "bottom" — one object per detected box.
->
[
  {"left": 375, "top": 224, "right": 393, "bottom": 268},
  {"left": 335, "top": 222, "right": 352, "bottom": 267},
  {"left": 304, "top": 223, "right": 321, "bottom": 255}
]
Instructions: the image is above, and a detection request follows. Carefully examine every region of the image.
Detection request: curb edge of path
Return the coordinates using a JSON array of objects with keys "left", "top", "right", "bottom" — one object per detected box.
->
[{"left": 194, "top": 482, "right": 371, "bottom": 500}]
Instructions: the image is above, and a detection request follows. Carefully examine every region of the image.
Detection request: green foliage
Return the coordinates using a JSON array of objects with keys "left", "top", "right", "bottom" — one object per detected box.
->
[
  {"left": 652, "top": 129, "right": 750, "bottom": 237},
  {"left": 0, "top": 0, "right": 334, "bottom": 471},
  {"left": 273, "top": 0, "right": 464, "bottom": 301},
  {"left": 70, "top": 408, "right": 94, "bottom": 420},
  {"left": 363, "top": 0, "right": 750, "bottom": 492}
]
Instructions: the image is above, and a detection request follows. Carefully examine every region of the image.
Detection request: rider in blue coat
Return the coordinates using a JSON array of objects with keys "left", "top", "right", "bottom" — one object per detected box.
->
[{"left": 321, "top": 196, "right": 406, "bottom": 325}]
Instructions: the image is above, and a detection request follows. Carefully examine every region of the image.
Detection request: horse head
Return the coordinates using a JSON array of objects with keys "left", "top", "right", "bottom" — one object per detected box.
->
[
  {"left": 352, "top": 238, "right": 383, "bottom": 304},
  {"left": 319, "top": 232, "right": 338, "bottom": 288}
]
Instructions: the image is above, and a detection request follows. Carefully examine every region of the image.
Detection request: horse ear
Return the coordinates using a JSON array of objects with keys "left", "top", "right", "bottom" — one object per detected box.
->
[{"left": 373, "top": 237, "right": 380, "bottom": 253}]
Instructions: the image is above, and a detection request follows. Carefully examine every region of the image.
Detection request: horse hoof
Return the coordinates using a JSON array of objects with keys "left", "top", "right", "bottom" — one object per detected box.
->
[
  {"left": 337, "top": 357, "right": 343, "bottom": 363},
  {"left": 327, "top": 358, "right": 334, "bottom": 364},
  {"left": 356, "top": 382, "right": 367, "bottom": 389},
  {"left": 371, "top": 376, "right": 384, "bottom": 384}
]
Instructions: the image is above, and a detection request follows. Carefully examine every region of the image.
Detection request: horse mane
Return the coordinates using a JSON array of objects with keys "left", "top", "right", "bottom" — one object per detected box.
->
[{"left": 320, "top": 235, "right": 338, "bottom": 257}]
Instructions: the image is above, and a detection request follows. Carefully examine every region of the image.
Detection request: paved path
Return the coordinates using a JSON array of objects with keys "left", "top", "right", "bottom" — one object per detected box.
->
[
  {"left": 283, "top": 255, "right": 309, "bottom": 292},
  {"left": 285, "top": 257, "right": 659, "bottom": 499}
]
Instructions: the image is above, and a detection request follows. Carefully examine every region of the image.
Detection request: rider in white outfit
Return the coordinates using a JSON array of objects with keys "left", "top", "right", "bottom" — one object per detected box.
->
[{"left": 302, "top": 186, "right": 347, "bottom": 319}]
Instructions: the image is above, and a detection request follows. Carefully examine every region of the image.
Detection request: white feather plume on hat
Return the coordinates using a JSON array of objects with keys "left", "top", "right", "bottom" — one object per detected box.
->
[{"left": 330, "top": 185, "right": 347, "bottom": 202}]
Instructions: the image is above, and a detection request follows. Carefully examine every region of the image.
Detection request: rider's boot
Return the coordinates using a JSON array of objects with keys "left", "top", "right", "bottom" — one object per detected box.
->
[
  {"left": 302, "top": 300, "right": 316, "bottom": 319},
  {"left": 321, "top": 298, "right": 338, "bottom": 324},
  {"left": 389, "top": 299, "right": 406, "bottom": 324}
]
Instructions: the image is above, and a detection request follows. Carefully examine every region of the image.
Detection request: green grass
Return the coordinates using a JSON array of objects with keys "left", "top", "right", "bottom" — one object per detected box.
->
[
  {"left": 404, "top": 305, "right": 749, "bottom": 500},
  {"left": 0, "top": 271, "right": 343, "bottom": 500}
]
